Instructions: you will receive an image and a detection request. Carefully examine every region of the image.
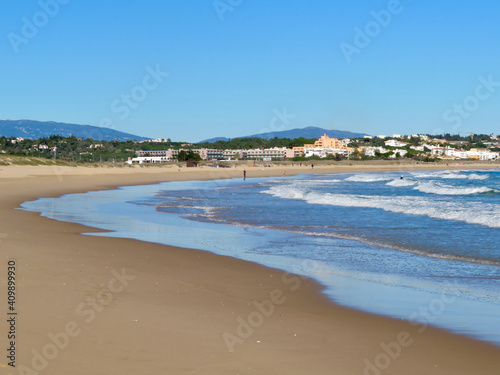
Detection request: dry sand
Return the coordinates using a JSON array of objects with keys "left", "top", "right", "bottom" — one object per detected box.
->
[{"left": 1, "top": 162, "right": 499, "bottom": 374}]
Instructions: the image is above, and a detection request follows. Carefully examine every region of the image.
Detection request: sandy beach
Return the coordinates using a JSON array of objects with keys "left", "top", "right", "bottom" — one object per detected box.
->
[{"left": 1, "top": 161, "right": 500, "bottom": 374}]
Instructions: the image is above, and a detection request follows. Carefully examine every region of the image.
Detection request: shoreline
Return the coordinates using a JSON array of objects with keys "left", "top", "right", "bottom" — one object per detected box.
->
[
  {"left": 1, "top": 159, "right": 499, "bottom": 180},
  {"left": 2, "top": 163, "right": 500, "bottom": 374}
]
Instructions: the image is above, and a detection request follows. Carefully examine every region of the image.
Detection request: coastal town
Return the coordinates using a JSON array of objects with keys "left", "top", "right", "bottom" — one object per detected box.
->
[
  {"left": 128, "top": 133, "right": 500, "bottom": 164},
  {"left": 2, "top": 132, "right": 499, "bottom": 165}
]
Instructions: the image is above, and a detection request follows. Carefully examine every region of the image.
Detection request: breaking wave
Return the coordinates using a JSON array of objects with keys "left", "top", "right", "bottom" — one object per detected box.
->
[
  {"left": 264, "top": 185, "right": 500, "bottom": 228},
  {"left": 411, "top": 171, "right": 490, "bottom": 180},
  {"left": 386, "top": 178, "right": 418, "bottom": 187},
  {"left": 414, "top": 182, "right": 498, "bottom": 195},
  {"left": 345, "top": 174, "right": 393, "bottom": 182}
]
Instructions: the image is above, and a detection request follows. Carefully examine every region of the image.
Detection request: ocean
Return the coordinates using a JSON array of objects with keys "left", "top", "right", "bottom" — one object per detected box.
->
[{"left": 21, "top": 169, "right": 500, "bottom": 345}]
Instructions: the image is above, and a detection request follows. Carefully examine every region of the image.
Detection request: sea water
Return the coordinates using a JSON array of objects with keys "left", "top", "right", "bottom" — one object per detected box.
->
[{"left": 21, "top": 169, "right": 500, "bottom": 345}]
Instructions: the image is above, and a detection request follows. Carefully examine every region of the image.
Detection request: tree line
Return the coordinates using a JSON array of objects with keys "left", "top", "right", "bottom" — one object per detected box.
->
[{"left": 0, "top": 133, "right": 496, "bottom": 163}]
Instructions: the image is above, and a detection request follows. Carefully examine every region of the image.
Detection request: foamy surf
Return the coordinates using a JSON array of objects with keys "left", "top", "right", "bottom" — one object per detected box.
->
[
  {"left": 414, "top": 181, "right": 498, "bottom": 195},
  {"left": 264, "top": 184, "right": 500, "bottom": 228},
  {"left": 386, "top": 178, "right": 418, "bottom": 187},
  {"left": 345, "top": 174, "right": 392, "bottom": 182},
  {"left": 411, "top": 170, "right": 490, "bottom": 180}
]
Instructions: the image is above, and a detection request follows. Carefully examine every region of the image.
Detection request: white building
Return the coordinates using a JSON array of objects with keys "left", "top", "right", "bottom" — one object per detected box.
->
[
  {"left": 134, "top": 147, "right": 295, "bottom": 161},
  {"left": 391, "top": 149, "right": 408, "bottom": 158},
  {"left": 304, "top": 148, "right": 350, "bottom": 158},
  {"left": 11, "top": 137, "right": 25, "bottom": 144},
  {"left": 385, "top": 139, "right": 408, "bottom": 147},
  {"left": 430, "top": 148, "right": 499, "bottom": 160},
  {"left": 467, "top": 149, "right": 499, "bottom": 160},
  {"left": 431, "top": 147, "right": 459, "bottom": 158},
  {"left": 363, "top": 147, "right": 388, "bottom": 157},
  {"left": 363, "top": 147, "right": 406, "bottom": 158},
  {"left": 243, "top": 147, "right": 296, "bottom": 160}
]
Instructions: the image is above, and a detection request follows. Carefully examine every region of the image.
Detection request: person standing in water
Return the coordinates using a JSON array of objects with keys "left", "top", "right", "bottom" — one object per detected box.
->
[{"left": 243, "top": 169, "right": 246, "bottom": 180}]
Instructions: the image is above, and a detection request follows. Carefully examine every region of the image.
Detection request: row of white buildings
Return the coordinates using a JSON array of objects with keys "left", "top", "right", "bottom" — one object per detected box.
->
[
  {"left": 430, "top": 147, "right": 499, "bottom": 160},
  {"left": 128, "top": 147, "right": 297, "bottom": 164},
  {"left": 127, "top": 134, "right": 355, "bottom": 164},
  {"left": 363, "top": 139, "right": 500, "bottom": 160}
]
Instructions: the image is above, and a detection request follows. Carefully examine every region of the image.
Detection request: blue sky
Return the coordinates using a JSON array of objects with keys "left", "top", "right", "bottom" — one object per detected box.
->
[{"left": 2, "top": 0, "right": 500, "bottom": 142}]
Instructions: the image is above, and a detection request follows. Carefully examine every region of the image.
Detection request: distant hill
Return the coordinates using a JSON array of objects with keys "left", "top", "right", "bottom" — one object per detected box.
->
[
  {"left": 0, "top": 120, "right": 149, "bottom": 141},
  {"left": 199, "top": 126, "right": 368, "bottom": 143},
  {"left": 199, "top": 136, "right": 230, "bottom": 143}
]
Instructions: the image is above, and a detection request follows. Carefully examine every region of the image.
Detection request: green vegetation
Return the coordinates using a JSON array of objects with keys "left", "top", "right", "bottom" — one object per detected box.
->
[
  {"left": 0, "top": 155, "right": 77, "bottom": 166},
  {"left": 177, "top": 150, "right": 202, "bottom": 161},
  {"left": 0, "top": 135, "right": 140, "bottom": 163},
  {"left": 197, "top": 137, "right": 317, "bottom": 150},
  {"left": 290, "top": 154, "right": 345, "bottom": 162},
  {"left": 0, "top": 135, "right": 319, "bottom": 162},
  {"left": 0, "top": 133, "right": 497, "bottom": 163}
]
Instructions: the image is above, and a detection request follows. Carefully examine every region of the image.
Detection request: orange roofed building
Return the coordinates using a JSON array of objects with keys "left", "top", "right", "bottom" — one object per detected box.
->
[
  {"left": 309, "top": 134, "right": 342, "bottom": 149},
  {"left": 292, "top": 134, "right": 352, "bottom": 157}
]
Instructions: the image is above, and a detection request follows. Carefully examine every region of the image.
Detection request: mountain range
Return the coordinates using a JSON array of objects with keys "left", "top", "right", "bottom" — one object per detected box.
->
[
  {"left": 199, "top": 126, "right": 368, "bottom": 143},
  {"left": 0, "top": 120, "right": 148, "bottom": 141},
  {"left": 0, "top": 120, "right": 369, "bottom": 143}
]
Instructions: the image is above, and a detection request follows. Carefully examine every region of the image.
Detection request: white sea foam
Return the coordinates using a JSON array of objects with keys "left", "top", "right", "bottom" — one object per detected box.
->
[
  {"left": 468, "top": 173, "right": 489, "bottom": 180},
  {"left": 410, "top": 172, "right": 442, "bottom": 179},
  {"left": 345, "top": 174, "right": 392, "bottom": 182},
  {"left": 274, "top": 179, "right": 342, "bottom": 191},
  {"left": 297, "top": 179, "right": 341, "bottom": 185},
  {"left": 411, "top": 170, "right": 490, "bottom": 181},
  {"left": 386, "top": 178, "right": 418, "bottom": 187},
  {"left": 439, "top": 171, "right": 489, "bottom": 180},
  {"left": 264, "top": 185, "right": 500, "bottom": 228},
  {"left": 414, "top": 181, "right": 498, "bottom": 195},
  {"left": 438, "top": 171, "right": 469, "bottom": 179}
]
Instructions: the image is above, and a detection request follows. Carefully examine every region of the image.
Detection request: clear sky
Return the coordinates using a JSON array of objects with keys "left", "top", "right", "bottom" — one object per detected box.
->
[{"left": 2, "top": 0, "right": 500, "bottom": 142}]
